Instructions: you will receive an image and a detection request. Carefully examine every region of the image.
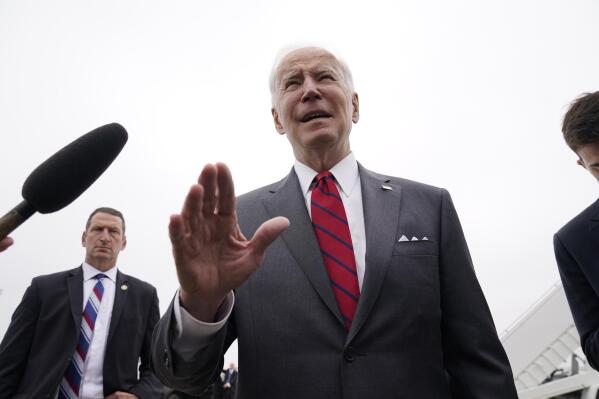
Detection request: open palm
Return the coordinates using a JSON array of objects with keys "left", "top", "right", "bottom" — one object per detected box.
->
[{"left": 169, "top": 163, "right": 289, "bottom": 321}]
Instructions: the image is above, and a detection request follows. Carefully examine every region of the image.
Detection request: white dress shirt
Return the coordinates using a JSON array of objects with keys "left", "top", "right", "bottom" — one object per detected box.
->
[
  {"left": 293, "top": 152, "right": 366, "bottom": 289},
  {"left": 173, "top": 153, "right": 366, "bottom": 349},
  {"left": 79, "top": 262, "right": 117, "bottom": 399}
]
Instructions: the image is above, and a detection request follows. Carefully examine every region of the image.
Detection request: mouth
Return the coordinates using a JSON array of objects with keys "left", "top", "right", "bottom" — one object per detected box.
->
[{"left": 300, "top": 111, "right": 332, "bottom": 123}]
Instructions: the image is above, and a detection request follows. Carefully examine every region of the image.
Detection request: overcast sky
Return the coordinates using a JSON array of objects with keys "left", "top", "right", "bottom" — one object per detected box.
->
[{"left": 1, "top": 0, "right": 599, "bottom": 365}]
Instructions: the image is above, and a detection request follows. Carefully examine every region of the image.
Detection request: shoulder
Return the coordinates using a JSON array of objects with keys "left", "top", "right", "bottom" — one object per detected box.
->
[
  {"left": 359, "top": 165, "right": 448, "bottom": 201},
  {"left": 31, "top": 266, "right": 80, "bottom": 285},
  {"left": 555, "top": 199, "right": 599, "bottom": 241},
  {"left": 237, "top": 175, "right": 288, "bottom": 204},
  {"left": 118, "top": 271, "right": 157, "bottom": 295},
  {"left": 236, "top": 174, "right": 291, "bottom": 217}
]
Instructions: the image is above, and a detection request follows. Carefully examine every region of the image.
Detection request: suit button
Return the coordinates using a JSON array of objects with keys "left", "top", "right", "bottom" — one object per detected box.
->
[
  {"left": 344, "top": 346, "right": 356, "bottom": 362},
  {"left": 163, "top": 348, "right": 170, "bottom": 368}
]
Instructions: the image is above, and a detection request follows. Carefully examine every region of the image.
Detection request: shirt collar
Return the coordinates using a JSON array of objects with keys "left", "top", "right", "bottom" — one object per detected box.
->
[
  {"left": 82, "top": 262, "right": 118, "bottom": 282},
  {"left": 294, "top": 152, "right": 360, "bottom": 198}
]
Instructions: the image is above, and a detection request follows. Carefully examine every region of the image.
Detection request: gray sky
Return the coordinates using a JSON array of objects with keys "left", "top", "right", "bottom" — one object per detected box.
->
[{"left": 1, "top": 0, "right": 599, "bottom": 365}]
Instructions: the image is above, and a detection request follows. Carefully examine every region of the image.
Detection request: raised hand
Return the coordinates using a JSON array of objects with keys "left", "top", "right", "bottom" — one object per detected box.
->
[{"left": 169, "top": 163, "right": 289, "bottom": 321}]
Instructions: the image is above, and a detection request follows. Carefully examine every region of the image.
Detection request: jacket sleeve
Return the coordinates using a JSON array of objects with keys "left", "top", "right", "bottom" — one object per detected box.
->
[
  {"left": 129, "top": 286, "right": 166, "bottom": 398},
  {"left": 554, "top": 233, "right": 599, "bottom": 369},
  {"left": 0, "top": 278, "right": 40, "bottom": 397},
  {"left": 151, "top": 294, "right": 235, "bottom": 396},
  {"left": 438, "top": 189, "right": 518, "bottom": 398}
]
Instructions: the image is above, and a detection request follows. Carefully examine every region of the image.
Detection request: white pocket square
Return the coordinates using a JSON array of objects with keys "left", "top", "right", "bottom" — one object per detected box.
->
[{"left": 398, "top": 235, "right": 430, "bottom": 242}]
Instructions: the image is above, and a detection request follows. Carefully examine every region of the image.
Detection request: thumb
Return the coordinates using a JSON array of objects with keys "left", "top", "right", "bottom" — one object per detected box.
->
[{"left": 249, "top": 216, "right": 289, "bottom": 259}]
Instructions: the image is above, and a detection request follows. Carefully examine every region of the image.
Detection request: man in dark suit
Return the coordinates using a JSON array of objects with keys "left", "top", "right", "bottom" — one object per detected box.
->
[
  {"left": 152, "top": 46, "right": 517, "bottom": 398},
  {"left": 0, "top": 207, "right": 163, "bottom": 398},
  {"left": 554, "top": 91, "right": 599, "bottom": 369}
]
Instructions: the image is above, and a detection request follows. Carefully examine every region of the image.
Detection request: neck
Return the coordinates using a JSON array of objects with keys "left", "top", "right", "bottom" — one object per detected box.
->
[
  {"left": 86, "top": 259, "right": 116, "bottom": 272},
  {"left": 295, "top": 146, "right": 350, "bottom": 172}
]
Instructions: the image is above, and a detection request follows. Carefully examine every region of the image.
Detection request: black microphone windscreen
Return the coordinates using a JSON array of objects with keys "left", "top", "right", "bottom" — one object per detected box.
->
[{"left": 22, "top": 123, "right": 128, "bottom": 213}]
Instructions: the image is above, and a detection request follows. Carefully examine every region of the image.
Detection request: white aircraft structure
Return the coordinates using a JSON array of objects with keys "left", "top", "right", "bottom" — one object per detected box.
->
[{"left": 501, "top": 283, "right": 599, "bottom": 399}]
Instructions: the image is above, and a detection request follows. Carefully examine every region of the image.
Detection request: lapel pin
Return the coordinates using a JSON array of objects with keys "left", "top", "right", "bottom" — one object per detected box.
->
[
  {"left": 381, "top": 184, "right": 393, "bottom": 191},
  {"left": 398, "top": 235, "right": 409, "bottom": 242},
  {"left": 120, "top": 284, "right": 128, "bottom": 291}
]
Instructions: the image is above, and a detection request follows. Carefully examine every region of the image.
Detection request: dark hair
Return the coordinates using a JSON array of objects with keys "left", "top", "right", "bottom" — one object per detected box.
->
[
  {"left": 562, "top": 91, "right": 599, "bottom": 152},
  {"left": 86, "top": 207, "right": 126, "bottom": 233}
]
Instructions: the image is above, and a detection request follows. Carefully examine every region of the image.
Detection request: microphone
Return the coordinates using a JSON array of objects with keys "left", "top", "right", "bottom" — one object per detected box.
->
[{"left": 0, "top": 123, "right": 128, "bottom": 240}]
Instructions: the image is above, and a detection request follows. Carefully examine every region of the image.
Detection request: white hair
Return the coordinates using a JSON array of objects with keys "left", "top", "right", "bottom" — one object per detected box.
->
[{"left": 269, "top": 44, "right": 355, "bottom": 106}]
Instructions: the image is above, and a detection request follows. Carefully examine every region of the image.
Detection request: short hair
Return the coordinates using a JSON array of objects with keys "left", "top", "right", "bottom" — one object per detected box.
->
[
  {"left": 562, "top": 91, "right": 599, "bottom": 152},
  {"left": 269, "top": 45, "right": 355, "bottom": 106},
  {"left": 86, "top": 207, "right": 126, "bottom": 233}
]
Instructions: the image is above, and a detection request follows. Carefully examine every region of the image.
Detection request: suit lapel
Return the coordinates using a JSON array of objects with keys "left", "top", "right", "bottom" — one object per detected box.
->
[
  {"left": 262, "top": 169, "right": 344, "bottom": 326},
  {"left": 107, "top": 270, "right": 128, "bottom": 344},
  {"left": 67, "top": 266, "right": 84, "bottom": 333},
  {"left": 347, "top": 165, "right": 402, "bottom": 344}
]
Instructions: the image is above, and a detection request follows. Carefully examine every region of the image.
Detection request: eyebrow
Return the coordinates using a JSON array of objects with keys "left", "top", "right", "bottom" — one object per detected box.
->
[
  {"left": 91, "top": 224, "right": 122, "bottom": 231},
  {"left": 279, "top": 66, "right": 340, "bottom": 84},
  {"left": 280, "top": 71, "right": 302, "bottom": 82}
]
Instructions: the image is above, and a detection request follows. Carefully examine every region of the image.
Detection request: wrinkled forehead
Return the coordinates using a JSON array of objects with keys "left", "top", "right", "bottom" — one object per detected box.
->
[{"left": 275, "top": 49, "right": 343, "bottom": 82}]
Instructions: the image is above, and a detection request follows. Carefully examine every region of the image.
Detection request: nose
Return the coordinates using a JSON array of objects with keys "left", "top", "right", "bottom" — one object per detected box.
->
[
  {"left": 301, "top": 77, "right": 321, "bottom": 103},
  {"left": 99, "top": 229, "right": 111, "bottom": 242}
]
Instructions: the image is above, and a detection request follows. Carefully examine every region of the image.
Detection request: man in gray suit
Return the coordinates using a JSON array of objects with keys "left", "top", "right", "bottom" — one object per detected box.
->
[{"left": 152, "top": 46, "right": 518, "bottom": 398}]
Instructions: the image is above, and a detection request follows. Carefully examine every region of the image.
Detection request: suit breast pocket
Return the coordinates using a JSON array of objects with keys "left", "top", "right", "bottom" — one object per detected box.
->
[{"left": 392, "top": 241, "right": 438, "bottom": 257}]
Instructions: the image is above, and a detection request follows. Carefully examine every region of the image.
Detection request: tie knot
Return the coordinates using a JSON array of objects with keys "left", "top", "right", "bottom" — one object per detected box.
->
[
  {"left": 94, "top": 273, "right": 107, "bottom": 281},
  {"left": 313, "top": 171, "right": 334, "bottom": 188}
]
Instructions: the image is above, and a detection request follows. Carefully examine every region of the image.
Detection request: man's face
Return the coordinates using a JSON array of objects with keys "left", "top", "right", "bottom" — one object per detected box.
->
[
  {"left": 271, "top": 48, "right": 359, "bottom": 161},
  {"left": 82, "top": 212, "right": 126, "bottom": 271},
  {"left": 577, "top": 141, "right": 599, "bottom": 182}
]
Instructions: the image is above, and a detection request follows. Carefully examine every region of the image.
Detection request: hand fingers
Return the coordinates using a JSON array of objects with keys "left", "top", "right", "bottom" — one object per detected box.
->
[
  {"left": 0, "top": 237, "right": 13, "bottom": 252},
  {"left": 249, "top": 216, "right": 290, "bottom": 259},
  {"left": 181, "top": 184, "right": 204, "bottom": 234},
  {"left": 215, "top": 163, "right": 236, "bottom": 216},
  {"left": 168, "top": 215, "right": 185, "bottom": 247},
  {"left": 199, "top": 164, "right": 217, "bottom": 217}
]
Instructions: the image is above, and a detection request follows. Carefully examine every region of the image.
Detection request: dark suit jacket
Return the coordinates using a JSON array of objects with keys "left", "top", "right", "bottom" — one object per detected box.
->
[
  {"left": 554, "top": 198, "right": 599, "bottom": 369},
  {"left": 153, "top": 165, "right": 517, "bottom": 398},
  {"left": 0, "top": 266, "right": 163, "bottom": 399}
]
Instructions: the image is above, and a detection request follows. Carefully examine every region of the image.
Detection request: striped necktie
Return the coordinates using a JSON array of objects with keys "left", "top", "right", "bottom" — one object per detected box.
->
[
  {"left": 58, "top": 273, "right": 106, "bottom": 399},
  {"left": 311, "top": 171, "right": 360, "bottom": 331}
]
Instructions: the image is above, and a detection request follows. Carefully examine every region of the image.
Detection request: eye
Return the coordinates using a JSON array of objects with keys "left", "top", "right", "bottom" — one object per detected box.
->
[
  {"left": 284, "top": 79, "right": 300, "bottom": 89},
  {"left": 319, "top": 73, "right": 336, "bottom": 81}
]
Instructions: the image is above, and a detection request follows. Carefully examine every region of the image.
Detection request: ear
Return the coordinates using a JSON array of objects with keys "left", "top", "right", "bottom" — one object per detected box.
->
[
  {"left": 81, "top": 231, "right": 87, "bottom": 247},
  {"left": 121, "top": 235, "right": 127, "bottom": 251},
  {"left": 271, "top": 107, "right": 286, "bottom": 135},
  {"left": 577, "top": 158, "right": 585, "bottom": 168},
  {"left": 351, "top": 93, "right": 360, "bottom": 123}
]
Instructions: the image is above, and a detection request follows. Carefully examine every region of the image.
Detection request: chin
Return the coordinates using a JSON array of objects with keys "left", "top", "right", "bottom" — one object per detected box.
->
[{"left": 302, "top": 126, "right": 338, "bottom": 141}]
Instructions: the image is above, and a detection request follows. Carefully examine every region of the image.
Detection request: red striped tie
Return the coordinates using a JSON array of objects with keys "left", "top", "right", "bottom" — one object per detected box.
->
[{"left": 311, "top": 171, "right": 360, "bottom": 331}]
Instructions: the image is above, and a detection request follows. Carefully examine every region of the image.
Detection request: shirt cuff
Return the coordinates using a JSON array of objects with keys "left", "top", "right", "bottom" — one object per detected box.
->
[{"left": 172, "top": 290, "right": 234, "bottom": 355}]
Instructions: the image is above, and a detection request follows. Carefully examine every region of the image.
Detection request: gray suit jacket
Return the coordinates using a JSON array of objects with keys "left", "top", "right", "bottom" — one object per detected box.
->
[{"left": 153, "top": 165, "right": 517, "bottom": 398}]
